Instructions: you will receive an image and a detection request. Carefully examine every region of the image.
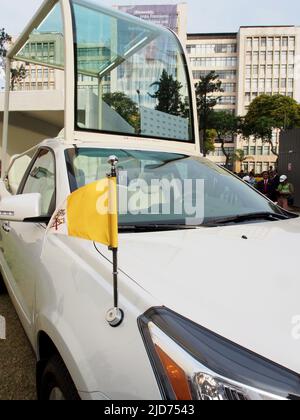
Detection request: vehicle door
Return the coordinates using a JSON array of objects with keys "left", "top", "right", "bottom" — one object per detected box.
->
[{"left": 1, "top": 147, "right": 56, "bottom": 343}]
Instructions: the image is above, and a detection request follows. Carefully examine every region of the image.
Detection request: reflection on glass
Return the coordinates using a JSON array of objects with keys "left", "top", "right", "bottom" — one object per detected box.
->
[
  {"left": 72, "top": 0, "right": 193, "bottom": 142},
  {"left": 66, "top": 148, "right": 280, "bottom": 226},
  {"left": 15, "top": 2, "right": 64, "bottom": 69}
]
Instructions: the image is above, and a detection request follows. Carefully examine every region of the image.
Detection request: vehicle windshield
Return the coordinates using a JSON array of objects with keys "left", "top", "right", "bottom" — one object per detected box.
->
[
  {"left": 71, "top": 0, "right": 194, "bottom": 142},
  {"left": 65, "top": 148, "right": 285, "bottom": 226}
]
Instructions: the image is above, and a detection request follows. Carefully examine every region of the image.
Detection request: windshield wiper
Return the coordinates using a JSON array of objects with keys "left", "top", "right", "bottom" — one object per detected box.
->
[
  {"left": 119, "top": 224, "right": 198, "bottom": 232},
  {"left": 204, "top": 212, "right": 290, "bottom": 227}
]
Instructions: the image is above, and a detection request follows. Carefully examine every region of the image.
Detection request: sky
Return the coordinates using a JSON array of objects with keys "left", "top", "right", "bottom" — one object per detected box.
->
[{"left": 1, "top": 0, "right": 300, "bottom": 36}]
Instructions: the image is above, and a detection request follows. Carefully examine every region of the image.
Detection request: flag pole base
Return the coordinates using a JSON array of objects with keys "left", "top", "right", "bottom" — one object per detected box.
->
[{"left": 106, "top": 307, "right": 124, "bottom": 328}]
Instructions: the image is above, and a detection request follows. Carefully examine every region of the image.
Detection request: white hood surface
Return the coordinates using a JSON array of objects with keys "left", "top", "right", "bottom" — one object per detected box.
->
[{"left": 101, "top": 217, "right": 300, "bottom": 374}]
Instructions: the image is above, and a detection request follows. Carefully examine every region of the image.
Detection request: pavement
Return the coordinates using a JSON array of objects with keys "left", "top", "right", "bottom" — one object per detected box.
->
[{"left": 0, "top": 294, "right": 36, "bottom": 400}]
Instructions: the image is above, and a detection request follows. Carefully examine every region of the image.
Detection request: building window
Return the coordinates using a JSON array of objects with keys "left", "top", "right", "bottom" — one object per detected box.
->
[
  {"left": 252, "top": 79, "right": 258, "bottom": 91},
  {"left": 257, "top": 146, "right": 263, "bottom": 155},
  {"left": 219, "top": 96, "right": 236, "bottom": 105},
  {"left": 273, "top": 79, "right": 279, "bottom": 90},
  {"left": 245, "top": 79, "right": 251, "bottom": 91},
  {"left": 253, "top": 65, "right": 258, "bottom": 76},
  {"left": 246, "top": 38, "right": 252, "bottom": 50},
  {"left": 261, "top": 37, "right": 267, "bottom": 48},
  {"left": 274, "top": 64, "right": 279, "bottom": 77},
  {"left": 222, "top": 83, "right": 236, "bottom": 92},
  {"left": 259, "top": 79, "right": 265, "bottom": 92},
  {"left": 263, "top": 146, "right": 270, "bottom": 155},
  {"left": 253, "top": 52, "right": 259, "bottom": 63},
  {"left": 266, "top": 79, "right": 272, "bottom": 91},
  {"left": 190, "top": 57, "right": 237, "bottom": 67},
  {"left": 281, "top": 65, "right": 287, "bottom": 77},
  {"left": 267, "top": 51, "right": 273, "bottom": 62},
  {"left": 274, "top": 51, "right": 280, "bottom": 63},
  {"left": 253, "top": 38, "right": 259, "bottom": 50},
  {"left": 266, "top": 65, "right": 272, "bottom": 76},
  {"left": 282, "top": 51, "right": 287, "bottom": 64},
  {"left": 250, "top": 146, "right": 256, "bottom": 155},
  {"left": 274, "top": 37, "right": 281, "bottom": 49},
  {"left": 246, "top": 65, "right": 251, "bottom": 77},
  {"left": 290, "top": 37, "right": 295, "bottom": 50},
  {"left": 267, "top": 37, "right": 274, "bottom": 49},
  {"left": 288, "top": 78, "right": 294, "bottom": 90},
  {"left": 260, "top": 51, "right": 266, "bottom": 62},
  {"left": 289, "top": 52, "right": 295, "bottom": 64},
  {"left": 260, "top": 65, "right": 266, "bottom": 77},
  {"left": 255, "top": 162, "right": 262, "bottom": 174},
  {"left": 245, "top": 93, "right": 251, "bottom": 104},
  {"left": 282, "top": 37, "right": 288, "bottom": 48},
  {"left": 288, "top": 64, "right": 294, "bottom": 76},
  {"left": 281, "top": 78, "right": 287, "bottom": 89}
]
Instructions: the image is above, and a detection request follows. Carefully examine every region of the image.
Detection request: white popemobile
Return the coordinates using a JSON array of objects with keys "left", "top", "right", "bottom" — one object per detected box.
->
[{"left": 1, "top": 0, "right": 300, "bottom": 401}]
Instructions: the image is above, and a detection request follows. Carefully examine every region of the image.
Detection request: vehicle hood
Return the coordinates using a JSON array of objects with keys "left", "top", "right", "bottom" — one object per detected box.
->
[{"left": 100, "top": 217, "right": 300, "bottom": 374}]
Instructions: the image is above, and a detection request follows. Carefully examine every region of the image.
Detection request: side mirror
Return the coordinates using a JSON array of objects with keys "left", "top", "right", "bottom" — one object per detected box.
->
[{"left": 0, "top": 193, "right": 42, "bottom": 222}]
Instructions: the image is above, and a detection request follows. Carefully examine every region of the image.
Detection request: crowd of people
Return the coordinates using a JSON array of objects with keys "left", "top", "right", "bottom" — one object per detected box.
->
[{"left": 237, "top": 168, "right": 294, "bottom": 210}]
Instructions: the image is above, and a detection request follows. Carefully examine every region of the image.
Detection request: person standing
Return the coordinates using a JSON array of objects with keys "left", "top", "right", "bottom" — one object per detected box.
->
[
  {"left": 269, "top": 170, "right": 280, "bottom": 202},
  {"left": 256, "top": 171, "right": 273, "bottom": 199},
  {"left": 277, "top": 175, "right": 294, "bottom": 210}
]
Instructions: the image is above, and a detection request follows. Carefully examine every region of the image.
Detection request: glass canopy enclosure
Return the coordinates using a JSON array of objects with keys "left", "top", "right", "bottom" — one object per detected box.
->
[{"left": 11, "top": 0, "right": 195, "bottom": 143}]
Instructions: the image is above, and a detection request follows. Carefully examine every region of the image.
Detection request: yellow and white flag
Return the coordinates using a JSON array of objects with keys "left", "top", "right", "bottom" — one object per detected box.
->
[{"left": 48, "top": 177, "right": 118, "bottom": 249}]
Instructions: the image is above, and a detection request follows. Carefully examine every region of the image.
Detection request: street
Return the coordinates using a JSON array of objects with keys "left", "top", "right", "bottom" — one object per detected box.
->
[{"left": 0, "top": 295, "right": 36, "bottom": 400}]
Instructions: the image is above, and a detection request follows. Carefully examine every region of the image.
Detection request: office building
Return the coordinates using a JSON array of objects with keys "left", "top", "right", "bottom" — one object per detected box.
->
[{"left": 187, "top": 26, "right": 300, "bottom": 172}]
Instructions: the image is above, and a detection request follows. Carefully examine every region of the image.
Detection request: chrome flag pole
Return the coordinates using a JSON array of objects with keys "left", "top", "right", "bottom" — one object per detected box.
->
[{"left": 106, "top": 156, "right": 124, "bottom": 328}]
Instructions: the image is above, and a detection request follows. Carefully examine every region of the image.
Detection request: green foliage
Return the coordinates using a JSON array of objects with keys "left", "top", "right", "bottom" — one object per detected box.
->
[
  {"left": 232, "top": 149, "right": 247, "bottom": 163},
  {"left": 0, "top": 28, "right": 11, "bottom": 68},
  {"left": 11, "top": 64, "right": 27, "bottom": 91},
  {"left": 245, "top": 94, "right": 300, "bottom": 130},
  {"left": 0, "top": 28, "right": 26, "bottom": 90},
  {"left": 243, "top": 94, "right": 300, "bottom": 156},
  {"left": 205, "top": 129, "right": 217, "bottom": 153},
  {"left": 149, "top": 69, "right": 184, "bottom": 117},
  {"left": 103, "top": 92, "right": 140, "bottom": 132},
  {"left": 208, "top": 110, "right": 241, "bottom": 166},
  {"left": 195, "top": 71, "right": 223, "bottom": 126},
  {"left": 195, "top": 71, "right": 223, "bottom": 155}
]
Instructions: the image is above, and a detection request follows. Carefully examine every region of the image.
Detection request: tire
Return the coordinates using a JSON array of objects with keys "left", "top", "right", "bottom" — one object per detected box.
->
[
  {"left": 39, "top": 355, "right": 80, "bottom": 401},
  {"left": 0, "top": 271, "right": 7, "bottom": 295}
]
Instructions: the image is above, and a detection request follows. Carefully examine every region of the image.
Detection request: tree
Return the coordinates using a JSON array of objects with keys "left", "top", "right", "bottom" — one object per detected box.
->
[
  {"left": 103, "top": 92, "right": 140, "bottom": 132},
  {"left": 209, "top": 111, "right": 241, "bottom": 167},
  {"left": 11, "top": 64, "right": 27, "bottom": 91},
  {"left": 0, "top": 28, "right": 26, "bottom": 91},
  {"left": 149, "top": 69, "right": 184, "bottom": 116},
  {"left": 205, "top": 129, "right": 217, "bottom": 154},
  {"left": 231, "top": 149, "right": 248, "bottom": 173},
  {"left": 195, "top": 71, "right": 223, "bottom": 156},
  {"left": 243, "top": 94, "right": 300, "bottom": 157},
  {"left": 0, "top": 28, "right": 11, "bottom": 70}
]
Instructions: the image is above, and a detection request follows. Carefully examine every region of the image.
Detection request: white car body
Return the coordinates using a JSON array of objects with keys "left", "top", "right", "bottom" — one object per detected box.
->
[
  {"left": 1, "top": 0, "right": 300, "bottom": 401},
  {"left": 0, "top": 138, "right": 300, "bottom": 400}
]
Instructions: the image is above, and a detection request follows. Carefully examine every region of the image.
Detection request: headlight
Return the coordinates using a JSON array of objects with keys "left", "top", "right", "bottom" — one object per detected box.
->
[{"left": 138, "top": 307, "right": 300, "bottom": 400}]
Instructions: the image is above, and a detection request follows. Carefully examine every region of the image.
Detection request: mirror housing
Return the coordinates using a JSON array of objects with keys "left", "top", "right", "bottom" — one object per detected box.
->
[{"left": 0, "top": 193, "right": 42, "bottom": 222}]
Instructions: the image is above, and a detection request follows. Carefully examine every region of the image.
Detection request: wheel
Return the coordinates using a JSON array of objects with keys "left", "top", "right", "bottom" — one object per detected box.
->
[
  {"left": 0, "top": 271, "right": 7, "bottom": 295},
  {"left": 39, "top": 355, "right": 80, "bottom": 401}
]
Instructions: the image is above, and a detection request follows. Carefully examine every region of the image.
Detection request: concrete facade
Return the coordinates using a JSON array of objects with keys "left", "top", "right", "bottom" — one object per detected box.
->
[{"left": 187, "top": 26, "right": 300, "bottom": 173}]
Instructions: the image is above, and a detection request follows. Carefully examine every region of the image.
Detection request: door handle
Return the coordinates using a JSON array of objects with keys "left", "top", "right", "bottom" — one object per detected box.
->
[{"left": 2, "top": 222, "right": 11, "bottom": 233}]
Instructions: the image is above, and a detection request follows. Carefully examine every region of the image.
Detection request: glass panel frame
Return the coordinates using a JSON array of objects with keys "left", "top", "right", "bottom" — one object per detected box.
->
[
  {"left": 14, "top": 1, "right": 64, "bottom": 70},
  {"left": 71, "top": 0, "right": 195, "bottom": 143}
]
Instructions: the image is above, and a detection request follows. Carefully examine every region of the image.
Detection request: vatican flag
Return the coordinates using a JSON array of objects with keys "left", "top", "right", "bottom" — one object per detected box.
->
[{"left": 48, "top": 177, "right": 118, "bottom": 249}]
